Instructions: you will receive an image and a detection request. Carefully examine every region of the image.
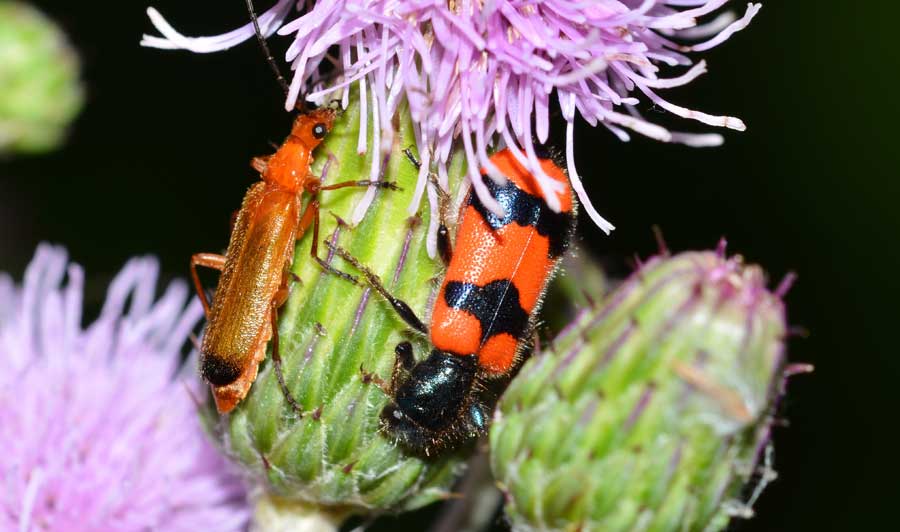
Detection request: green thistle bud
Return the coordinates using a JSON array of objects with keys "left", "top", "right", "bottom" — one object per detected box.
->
[
  {"left": 0, "top": 1, "right": 83, "bottom": 154},
  {"left": 204, "top": 94, "right": 469, "bottom": 523},
  {"left": 491, "top": 246, "right": 793, "bottom": 531},
  {"left": 543, "top": 249, "right": 612, "bottom": 332}
]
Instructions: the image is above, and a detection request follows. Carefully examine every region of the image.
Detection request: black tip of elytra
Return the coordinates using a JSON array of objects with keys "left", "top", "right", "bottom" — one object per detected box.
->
[{"left": 200, "top": 355, "right": 242, "bottom": 386}]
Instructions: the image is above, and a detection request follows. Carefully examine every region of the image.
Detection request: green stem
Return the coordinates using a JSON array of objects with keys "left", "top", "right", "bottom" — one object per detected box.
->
[{"left": 251, "top": 492, "right": 351, "bottom": 532}]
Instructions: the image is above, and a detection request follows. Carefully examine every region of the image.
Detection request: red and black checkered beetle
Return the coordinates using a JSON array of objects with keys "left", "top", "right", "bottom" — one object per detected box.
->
[{"left": 333, "top": 148, "right": 576, "bottom": 455}]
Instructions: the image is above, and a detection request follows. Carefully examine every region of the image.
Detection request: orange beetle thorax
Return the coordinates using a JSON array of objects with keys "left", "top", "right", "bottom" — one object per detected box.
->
[
  {"left": 264, "top": 140, "right": 313, "bottom": 192},
  {"left": 262, "top": 108, "right": 336, "bottom": 192}
]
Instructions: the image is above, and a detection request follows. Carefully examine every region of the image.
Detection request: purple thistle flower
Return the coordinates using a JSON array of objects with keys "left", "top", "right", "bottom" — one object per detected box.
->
[
  {"left": 142, "top": 0, "right": 758, "bottom": 245},
  {"left": 0, "top": 245, "right": 248, "bottom": 531}
]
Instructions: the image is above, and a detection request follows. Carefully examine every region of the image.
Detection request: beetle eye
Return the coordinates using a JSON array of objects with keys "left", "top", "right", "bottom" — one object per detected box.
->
[{"left": 312, "top": 123, "right": 327, "bottom": 139}]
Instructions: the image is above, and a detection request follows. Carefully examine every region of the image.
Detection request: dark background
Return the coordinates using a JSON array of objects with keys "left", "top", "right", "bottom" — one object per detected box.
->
[{"left": 2, "top": 2, "right": 896, "bottom": 530}]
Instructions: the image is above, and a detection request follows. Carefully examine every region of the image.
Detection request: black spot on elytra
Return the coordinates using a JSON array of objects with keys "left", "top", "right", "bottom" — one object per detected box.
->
[
  {"left": 200, "top": 355, "right": 242, "bottom": 386},
  {"left": 470, "top": 173, "right": 575, "bottom": 258},
  {"left": 444, "top": 280, "right": 529, "bottom": 350}
]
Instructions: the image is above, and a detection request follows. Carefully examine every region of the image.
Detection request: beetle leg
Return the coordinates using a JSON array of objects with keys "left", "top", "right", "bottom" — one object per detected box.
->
[
  {"left": 326, "top": 241, "right": 428, "bottom": 335},
  {"left": 319, "top": 179, "right": 400, "bottom": 192},
  {"left": 290, "top": 198, "right": 359, "bottom": 285},
  {"left": 251, "top": 155, "right": 271, "bottom": 174},
  {"left": 297, "top": 198, "right": 360, "bottom": 284},
  {"left": 394, "top": 341, "right": 416, "bottom": 370},
  {"left": 360, "top": 364, "right": 391, "bottom": 396},
  {"left": 269, "top": 290, "right": 306, "bottom": 416},
  {"left": 405, "top": 148, "right": 452, "bottom": 265},
  {"left": 361, "top": 342, "right": 415, "bottom": 397},
  {"left": 403, "top": 146, "right": 421, "bottom": 170},
  {"left": 430, "top": 174, "right": 454, "bottom": 266},
  {"left": 190, "top": 253, "right": 226, "bottom": 317},
  {"left": 390, "top": 341, "right": 416, "bottom": 394}
]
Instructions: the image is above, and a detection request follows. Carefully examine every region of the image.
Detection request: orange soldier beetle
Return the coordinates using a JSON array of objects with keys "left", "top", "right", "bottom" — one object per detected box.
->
[
  {"left": 190, "top": 3, "right": 396, "bottom": 414},
  {"left": 191, "top": 109, "right": 396, "bottom": 414},
  {"left": 330, "top": 148, "right": 576, "bottom": 454}
]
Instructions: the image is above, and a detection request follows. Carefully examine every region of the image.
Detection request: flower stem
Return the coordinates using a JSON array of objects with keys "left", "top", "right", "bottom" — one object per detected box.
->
[{"left": 251, "top": 491, "right": 351, "bottom": 532}]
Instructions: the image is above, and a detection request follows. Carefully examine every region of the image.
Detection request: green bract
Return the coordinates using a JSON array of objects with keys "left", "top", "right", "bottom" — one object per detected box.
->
[
  {"left": 205, "top": 95, "right": 468, "bottom": 517},
  {"left": 491, "top": 250, "right": 787, "bottom": 532},
  {"left": 0, "top": 1, "right": 83, "bottom": 154}
]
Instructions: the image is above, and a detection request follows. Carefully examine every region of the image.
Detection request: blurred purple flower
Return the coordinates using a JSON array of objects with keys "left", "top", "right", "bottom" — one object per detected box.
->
[
  {"left": 0, "top": 245, "right": 248, "bottom": 531},
  {"left": 142, "top": 0, "right": 758, "bottom": 237}
]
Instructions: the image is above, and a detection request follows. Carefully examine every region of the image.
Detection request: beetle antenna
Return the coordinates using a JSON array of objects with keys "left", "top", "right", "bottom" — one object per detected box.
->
[{"left": 245, "top": 0, "right": 290, "bottom": 96}]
